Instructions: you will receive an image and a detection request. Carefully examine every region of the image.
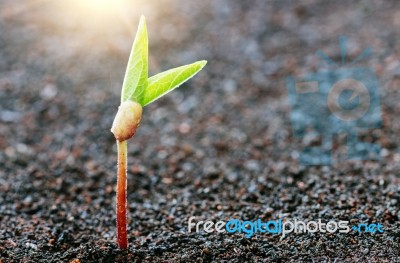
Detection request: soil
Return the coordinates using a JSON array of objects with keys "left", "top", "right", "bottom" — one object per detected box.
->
[{"left": 0, "top": 0, "right": 399, "bottom": 262}]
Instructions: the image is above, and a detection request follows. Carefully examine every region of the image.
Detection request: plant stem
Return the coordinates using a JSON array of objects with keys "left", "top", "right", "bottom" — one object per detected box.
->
[{"left": 116, "top": 140, "right": 128, "bottom": 249}]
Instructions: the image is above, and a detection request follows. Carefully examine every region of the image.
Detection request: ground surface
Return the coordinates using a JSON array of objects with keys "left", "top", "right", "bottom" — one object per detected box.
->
[{"left": 0, "top": 0, "right": 399, "bottom": 262}]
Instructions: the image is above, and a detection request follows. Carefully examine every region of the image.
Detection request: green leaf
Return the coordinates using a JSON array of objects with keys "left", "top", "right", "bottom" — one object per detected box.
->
[
  {"left": 141, "top": 60, "right": 207, "bottom": 106},
  {"left": 121, "top": 15, "right": 148, "bottom": 103}
]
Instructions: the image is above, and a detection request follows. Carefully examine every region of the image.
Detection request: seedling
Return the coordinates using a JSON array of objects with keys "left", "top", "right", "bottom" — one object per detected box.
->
[{"left": 110, "top": 16, "right": 206, "bottom": 249}]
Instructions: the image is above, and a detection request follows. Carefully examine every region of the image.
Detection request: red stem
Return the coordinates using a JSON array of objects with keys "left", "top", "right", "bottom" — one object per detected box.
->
[{"left": 116, "top": 140, "right": 128, "bottom": 249}]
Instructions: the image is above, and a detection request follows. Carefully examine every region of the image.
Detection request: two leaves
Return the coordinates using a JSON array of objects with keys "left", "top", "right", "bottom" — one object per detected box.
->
[{"left": 121, "top": 16, "right": 207, "bottom": 107}]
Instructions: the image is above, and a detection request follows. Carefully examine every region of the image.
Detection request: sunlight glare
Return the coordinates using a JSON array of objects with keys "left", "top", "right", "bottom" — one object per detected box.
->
[{"left": 76, "top": 0, "right": 119, "bottom": 14}]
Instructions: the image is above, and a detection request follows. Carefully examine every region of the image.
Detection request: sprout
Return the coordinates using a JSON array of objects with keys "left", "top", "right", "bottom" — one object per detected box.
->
[{"left": 110, "top": 15, "right": 206, "bottom": 249}]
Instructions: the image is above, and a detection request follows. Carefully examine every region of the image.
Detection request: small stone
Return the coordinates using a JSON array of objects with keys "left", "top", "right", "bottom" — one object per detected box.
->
[
  {"left": 179, "top": 122, "right": 191, "bottom": 134},
  {"left": 25, "top": 242, "right": 37, "bottom": 250}
]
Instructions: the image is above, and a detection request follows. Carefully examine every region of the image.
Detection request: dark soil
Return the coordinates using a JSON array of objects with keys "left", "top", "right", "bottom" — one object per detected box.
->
[{"left": 1, "top": 0, "right": 399, "bottom": 262}]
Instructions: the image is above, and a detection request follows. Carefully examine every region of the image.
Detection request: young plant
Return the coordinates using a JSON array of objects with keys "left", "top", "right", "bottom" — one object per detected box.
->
[{"left": 110, "top": 16, "right": 206, "bottom": 249}]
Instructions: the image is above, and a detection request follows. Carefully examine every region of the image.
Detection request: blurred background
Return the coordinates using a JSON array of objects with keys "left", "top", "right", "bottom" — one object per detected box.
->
[{"left": 0, "top": 0, "right": 399, "bottom": 261}]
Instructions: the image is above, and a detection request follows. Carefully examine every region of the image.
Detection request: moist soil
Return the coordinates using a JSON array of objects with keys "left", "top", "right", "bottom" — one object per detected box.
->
[{"left": 0, "top": 0, "right": 399, "bottom": 262}]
